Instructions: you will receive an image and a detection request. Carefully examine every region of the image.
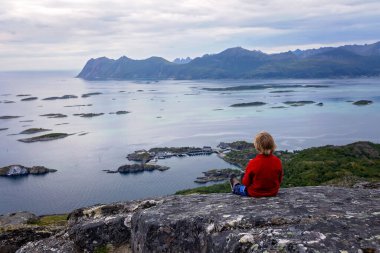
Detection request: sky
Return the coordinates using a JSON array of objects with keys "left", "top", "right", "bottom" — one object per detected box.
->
[{"left": 1, "top": 0, "right": 380, "bottom": 71}]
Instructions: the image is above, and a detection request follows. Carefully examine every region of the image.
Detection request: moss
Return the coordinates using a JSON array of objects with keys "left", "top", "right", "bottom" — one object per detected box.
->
[
  {"left": 28, "top": 214, "right": 68, "bottom": 226},
  {"left": 94, "top": 245, "right": 109, "bottom": 253}
]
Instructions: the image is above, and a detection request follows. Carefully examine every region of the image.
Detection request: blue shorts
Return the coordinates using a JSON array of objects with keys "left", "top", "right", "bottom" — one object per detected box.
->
[{"left": 232, "top": 183, "right": 248, "bottom": 196}]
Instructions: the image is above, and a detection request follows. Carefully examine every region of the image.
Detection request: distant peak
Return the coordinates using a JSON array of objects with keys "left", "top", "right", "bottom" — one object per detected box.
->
[
  {"left": 221, "top": 46, "right": 248, "bottom": 53},
  {"left": 146, "top": 56, "right": 167, "bottom": 61},
  {"left": 219, "top": 47, "right": 264, "bottom": 56},
  {"left": 173, "top": 57, "right": 192, "bottom": 64},
  {"left": 118, "top": 56, "right": 130, "bottom": 60}
]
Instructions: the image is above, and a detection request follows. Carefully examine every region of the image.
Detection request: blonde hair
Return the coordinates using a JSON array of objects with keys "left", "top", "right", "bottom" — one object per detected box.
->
[{"left": 254, "top": 131, "right": 277, "bottom": 155}]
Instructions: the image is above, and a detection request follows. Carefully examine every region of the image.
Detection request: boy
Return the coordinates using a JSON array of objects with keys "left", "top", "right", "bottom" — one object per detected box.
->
[{"left": 230, "top": 131, "right": 283, "bottom": 197}]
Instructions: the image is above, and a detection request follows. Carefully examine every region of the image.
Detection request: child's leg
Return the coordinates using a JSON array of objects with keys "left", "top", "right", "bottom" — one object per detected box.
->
[
  {"left": 230, "top": 174, "right": 248, "bottom": 196},
  {"left": 232, "top": 183, "right": 248, "bottom": 196}
]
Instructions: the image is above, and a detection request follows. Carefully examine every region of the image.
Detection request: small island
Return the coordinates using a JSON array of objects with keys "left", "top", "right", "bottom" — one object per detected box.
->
[
  {"left": 20, "top": 97, "right": 38, "bottom": 101},
  {"left": 73, "top": 113, "right": 104, "bottom": 117},
  {"left": 0, "top": 165, "right": 57, "bottom": 177},
  {"left": 109, "top": 111, "right": 130, "bottom": 115},
  {"left": 353, "top": 100, "right": 373, "bottom": 106},
  {"left": 230, "top": 102, "right": 266, "bottom": 107},
  {"left": 18, "top": 133, "right": 69, "bottom": 143},
  {"left": 0, "top": 116, "right": 22, "bottom": 119},
  {"left": 104, "top": 164, "right": 169, "bottom": 174},
  {"left": 269, "top": 90, "right": 295, "bottom": 93},
  {"left": 19, "top": 128, "right": 51, "bottom": 135},
  {"left": 283, "top": 100, "right": 316, "bottom": 106},
  {"left": 64, "top": 104, "right": 92, "bottom": 107},
  {"left": 81, "top": 92, "right": 102, "bottom": 98},
  {"left": 40, "top": 113, "right": 67, "bottom": 118},
  {"left": 42, "top": 95, "right": 78, "bottom": 100}
]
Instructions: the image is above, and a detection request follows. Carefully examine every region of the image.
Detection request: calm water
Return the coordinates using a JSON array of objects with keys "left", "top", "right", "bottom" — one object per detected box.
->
[{"left": 1, "top": 71, "right": 380, "bottom": 214}]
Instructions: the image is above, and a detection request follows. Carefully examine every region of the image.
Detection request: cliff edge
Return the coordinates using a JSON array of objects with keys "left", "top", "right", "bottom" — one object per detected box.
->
[{"left": 14, "top": 186, "right": 380, "bottom": 252}]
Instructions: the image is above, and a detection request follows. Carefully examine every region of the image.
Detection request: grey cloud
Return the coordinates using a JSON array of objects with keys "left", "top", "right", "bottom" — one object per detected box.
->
[{"left": 0, "top": 0, "right": 379, "bottom": 70}]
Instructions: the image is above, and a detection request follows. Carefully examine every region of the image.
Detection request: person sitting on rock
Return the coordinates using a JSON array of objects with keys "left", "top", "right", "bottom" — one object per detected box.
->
[{"left": 230, "top": 131, "right": 283, "bottom": 197}]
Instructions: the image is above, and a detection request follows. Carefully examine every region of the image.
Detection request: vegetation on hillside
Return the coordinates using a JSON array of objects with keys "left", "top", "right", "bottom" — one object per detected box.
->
[{"left": 283, "top": 142, "right": 380, "bottom": 187}]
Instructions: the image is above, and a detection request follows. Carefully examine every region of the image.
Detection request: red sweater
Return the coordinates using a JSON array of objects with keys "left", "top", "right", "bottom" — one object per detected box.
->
[{"left": 242, "top": 154, "right": 283, "bottom": 197}]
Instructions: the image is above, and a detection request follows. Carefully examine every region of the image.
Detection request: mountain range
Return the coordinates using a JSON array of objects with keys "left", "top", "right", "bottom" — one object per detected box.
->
[{"left": 77, "top": 42, "right": 380, "bottom": 80}]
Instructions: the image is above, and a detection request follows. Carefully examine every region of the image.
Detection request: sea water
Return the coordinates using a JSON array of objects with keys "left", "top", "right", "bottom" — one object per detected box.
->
[{"left": 0, "top": 71, "right": 379, "bottom": 214}]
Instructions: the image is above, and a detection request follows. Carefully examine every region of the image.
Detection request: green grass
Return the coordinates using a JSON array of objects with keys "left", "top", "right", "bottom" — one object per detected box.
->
[{"left": 176, "top": 181, "right": 231, "bottom": 195}]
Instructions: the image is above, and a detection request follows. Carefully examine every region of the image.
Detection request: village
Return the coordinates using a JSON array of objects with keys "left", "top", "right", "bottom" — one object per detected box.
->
[{"left": 127, "top": 146, "right": 217, "bottom": 165}]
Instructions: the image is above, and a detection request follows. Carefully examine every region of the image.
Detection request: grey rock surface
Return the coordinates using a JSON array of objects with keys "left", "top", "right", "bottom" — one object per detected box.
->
[
  {"left": 15, "top": 187, "right": 380, "bottom": 253},
  {"left": 0, "top": 212, "right": 37, "bottom": 227},
  {"left": 16, "top": 231, "right": 77, "bottom": 253},
  {"left": 0, "top": 212, "right": 60, "bottom": 253}
]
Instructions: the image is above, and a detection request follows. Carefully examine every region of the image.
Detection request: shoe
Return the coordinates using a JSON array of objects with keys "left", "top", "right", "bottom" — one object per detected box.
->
[{"left": 229, "top": 174, "right": 239, "bottom": 191}]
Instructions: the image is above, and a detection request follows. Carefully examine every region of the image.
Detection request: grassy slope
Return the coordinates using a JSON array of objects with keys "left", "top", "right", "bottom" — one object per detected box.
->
[{"left": 176, "top": 141, "right": 380, "bottom": 195}]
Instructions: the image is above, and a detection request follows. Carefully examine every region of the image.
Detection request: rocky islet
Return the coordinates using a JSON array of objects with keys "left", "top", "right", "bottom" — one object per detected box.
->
[{"left": 0, "top": 165, "right": 57, "bottom": 177}]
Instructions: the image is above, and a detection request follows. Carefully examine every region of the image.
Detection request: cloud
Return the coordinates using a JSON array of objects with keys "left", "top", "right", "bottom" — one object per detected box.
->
[{"left": 0, "top": 0, "right": 379, "bottom": 70}]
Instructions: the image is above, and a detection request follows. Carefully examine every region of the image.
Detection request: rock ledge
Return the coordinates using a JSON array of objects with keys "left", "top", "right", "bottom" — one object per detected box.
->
[{"left": 16, "top": 186, "right": 380, "bottom": 253}]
